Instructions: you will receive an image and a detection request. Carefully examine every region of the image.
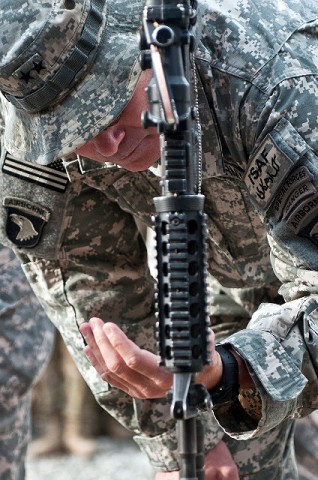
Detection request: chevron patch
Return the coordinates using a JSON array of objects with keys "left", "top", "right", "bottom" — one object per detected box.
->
[{"left": 2, "top": 151, "right": 68, "bottom": 192}]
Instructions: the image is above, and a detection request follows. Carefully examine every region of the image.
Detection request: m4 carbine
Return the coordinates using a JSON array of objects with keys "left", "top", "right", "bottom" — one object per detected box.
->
[{"left": 140, "top": 2, "right": 211, "bottom": 478}]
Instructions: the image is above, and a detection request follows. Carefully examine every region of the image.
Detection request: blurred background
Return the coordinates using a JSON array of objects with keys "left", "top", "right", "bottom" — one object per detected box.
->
[{"left": 26, "top": 329, "right": 154, "bottom": 480}]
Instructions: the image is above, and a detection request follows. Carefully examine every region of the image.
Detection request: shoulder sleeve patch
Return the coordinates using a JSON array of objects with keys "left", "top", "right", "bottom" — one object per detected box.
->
[
  {"left": 244, "top": 114, "right": 310, "bottom": 212},
  {"left": 286, "top": 195, "right": 318, "bottom": 234},
  {"left": 272, "top": 166, "right": 315, "bottom": 220},
  {"left": 244, "top": 132, "right": 301, "bottom": 212}
]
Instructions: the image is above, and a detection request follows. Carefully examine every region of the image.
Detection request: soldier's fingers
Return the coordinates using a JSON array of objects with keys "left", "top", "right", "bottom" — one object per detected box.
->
[
  {"left": 82, "top": 329, "right": 141, "bottom": 393},
  {"left": 101, "top": 368, "right": 161, "bottom": 398},
  {"left": 84, "top": 344, "right": 145, "bottom": 395},
  {"left": 80, "top": 319, "right": 111, "bottom": 371},
  {"left": 83, "top": 320, "right": 172, "bottom": 396},
  {"left": 103, "top": 322, "right": 172, "bottom": 387},
  {"left": 103, "top": 322, "right": 154, "bottom": 373},
  {"left": 83, "top": 345, "right": 105, "bottom": 376},
  {"left": 82, "top": 319, "right": 145, "bottom": 389},
  {"left": 100, "top": 369, "right": 138, "bottom": 394}
]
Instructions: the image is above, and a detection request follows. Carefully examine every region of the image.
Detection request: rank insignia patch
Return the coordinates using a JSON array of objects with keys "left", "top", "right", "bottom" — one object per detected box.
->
[
  {"left": 2, "top": 151, "right": 68, "bottom": 192},
  {"left": 3, "top": 197, "right": 51, "bottom": 248}
]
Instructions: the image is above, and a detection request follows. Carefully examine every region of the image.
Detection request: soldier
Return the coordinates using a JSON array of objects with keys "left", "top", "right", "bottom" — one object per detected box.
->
[
  {"left": 1, "top": 0, "right": 318, "bottom": 479},
  {"left": 0, "top": 244, "right": 54, "bottom": 478}
]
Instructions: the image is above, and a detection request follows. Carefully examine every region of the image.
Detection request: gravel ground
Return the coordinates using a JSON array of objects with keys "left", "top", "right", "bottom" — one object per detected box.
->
[{"left": 26, "top": 437, "right": 154, "bottom": 480}]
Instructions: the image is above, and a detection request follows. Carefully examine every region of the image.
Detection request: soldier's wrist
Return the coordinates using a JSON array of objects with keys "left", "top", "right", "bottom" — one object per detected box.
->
[{"left": 209, "top": 345, "right": 240, "bottom": 405}]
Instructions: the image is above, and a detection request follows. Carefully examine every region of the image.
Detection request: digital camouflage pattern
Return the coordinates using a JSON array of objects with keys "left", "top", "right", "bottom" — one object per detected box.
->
[
  {"left": 0, "top": 245, "right": 54, "bottom": 479},
  {"left": 0, "top": 0, "right": 143, "bottom": 164},
  {"left": 295, "top": 411, "right": 318, "bottom": 480},
  {"left": 0, "top": 0, "right": 318, "bottom": 478}
]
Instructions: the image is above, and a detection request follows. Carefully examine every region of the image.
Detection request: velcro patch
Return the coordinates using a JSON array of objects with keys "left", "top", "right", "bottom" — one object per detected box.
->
[
  {"left": 244, "top": 134, "right": 296, "bottom": 211},
  {"left": 2, "top": 151, "right": 68, "bottom": 193},
  {"left": 3, "top": 197, "right": 50, "bottom": 248},
  {"left": 273, "top": 167, "right": 315, "bottom": 219},
  {"left": 283, "top": 182, "right": 316, "bottom": 219},
  {"left": 286, "top": 195, "right": 318, "bottom": 234}
]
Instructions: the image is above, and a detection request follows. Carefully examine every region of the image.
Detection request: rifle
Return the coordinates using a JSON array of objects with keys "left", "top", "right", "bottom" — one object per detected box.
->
[{"left": 140, "top": 2, "right": 211, "bottom": 478}]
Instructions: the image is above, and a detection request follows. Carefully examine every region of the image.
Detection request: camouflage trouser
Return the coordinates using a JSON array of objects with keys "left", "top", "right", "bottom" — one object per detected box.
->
[{"left": 0, "top": 245, "right": 55, "bottom": 480}]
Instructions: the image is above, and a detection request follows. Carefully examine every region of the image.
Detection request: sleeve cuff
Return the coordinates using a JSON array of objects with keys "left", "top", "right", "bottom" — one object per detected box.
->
[
  {"left": 223, "top": 330, "right": 307, "bottom": 401},
  {"left": 210, "top": 330, "right": 307, "bottom": 439}
]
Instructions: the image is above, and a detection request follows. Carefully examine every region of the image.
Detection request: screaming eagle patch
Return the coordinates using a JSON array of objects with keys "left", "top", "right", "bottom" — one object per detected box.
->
[{"left": 3, "top": 197, "right": 51, "bottom": 248}]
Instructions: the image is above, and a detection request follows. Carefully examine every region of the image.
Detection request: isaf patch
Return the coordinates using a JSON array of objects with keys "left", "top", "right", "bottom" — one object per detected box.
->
[
  {"left": 3, "top": 197, "right": 51, "bottom": 248},
  {"left": 244, "top": 130, "right": 318, "bottom": 247},
  {"left": 244, "top": 134, "right": 295, "bottom": 211}
]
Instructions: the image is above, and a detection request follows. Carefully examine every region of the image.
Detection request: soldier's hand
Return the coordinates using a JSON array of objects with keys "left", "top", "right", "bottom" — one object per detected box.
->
[
  {"left": 80, "top": 318, "right": 225, "bottom": 398},
  {"left": 80, "top": 318, "right": 225, "bottom": 397},
  {"left": 80, "top": 318, "right": 172, "bottom": 398},
  {"left": 155, "top": 441, "right": 239, "bottom": 480},
  {"left": 204, "top": 441, "right": 239, "bottom": 479}
]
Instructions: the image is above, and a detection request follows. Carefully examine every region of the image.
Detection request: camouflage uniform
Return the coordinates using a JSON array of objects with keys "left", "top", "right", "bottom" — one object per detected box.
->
[
  {"left": 294, "top": 411, "right": 318, "bottom": 480},
  {"left": 0, "top": 244, "right": 54, "bottom": 479},
  {"left": 0, "top": 0, "right": 318, "bottom": 478}
]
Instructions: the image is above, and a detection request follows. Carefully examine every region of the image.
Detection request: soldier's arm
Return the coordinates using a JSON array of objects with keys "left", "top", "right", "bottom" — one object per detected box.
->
[{"left": 212, "top": 70, "right": 318, "bottom": 438}]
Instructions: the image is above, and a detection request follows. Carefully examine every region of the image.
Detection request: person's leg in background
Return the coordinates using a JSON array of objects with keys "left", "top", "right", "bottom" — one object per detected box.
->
[
  {"left": 29, "top": 332, "right": 98, "bottom": 457},
  {"left": 29, "top": 329, "right": 132, "bottom": 459}
]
